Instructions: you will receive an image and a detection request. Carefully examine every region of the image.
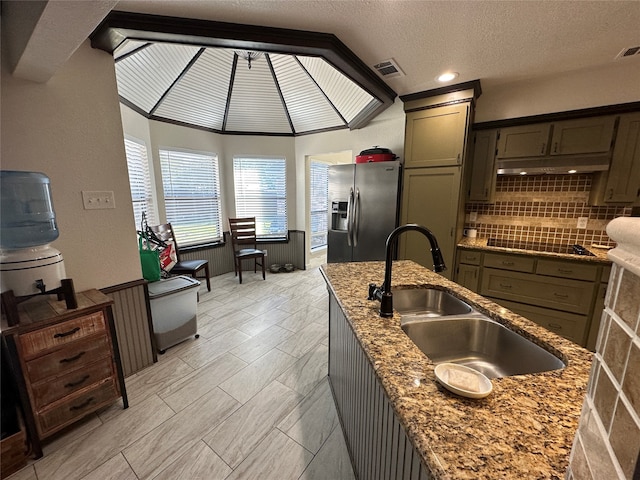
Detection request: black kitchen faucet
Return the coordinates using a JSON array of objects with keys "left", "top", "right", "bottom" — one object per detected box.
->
[{"left": 368, "top": 224, "right": 446, "bottom": 317}]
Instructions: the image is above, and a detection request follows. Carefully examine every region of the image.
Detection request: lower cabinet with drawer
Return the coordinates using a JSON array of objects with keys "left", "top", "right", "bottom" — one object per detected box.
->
[
  {"left": 455, "top": 248, "right": 609, "bottom": 348},
  {"left": 1, "top": 290, "right": 128, "bottom": 458}
]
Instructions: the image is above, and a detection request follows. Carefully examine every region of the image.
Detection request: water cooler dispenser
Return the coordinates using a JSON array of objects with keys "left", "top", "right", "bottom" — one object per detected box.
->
[{"left": 0, "top": 171, "right": 76, "bottom": 325}]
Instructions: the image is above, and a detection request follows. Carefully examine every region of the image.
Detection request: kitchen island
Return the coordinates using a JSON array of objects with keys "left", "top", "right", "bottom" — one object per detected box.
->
[{"left": 321, "top": 260, "right": 593, "bottom": 479}]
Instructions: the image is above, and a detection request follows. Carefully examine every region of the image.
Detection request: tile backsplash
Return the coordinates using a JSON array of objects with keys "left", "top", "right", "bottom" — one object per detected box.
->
[
  {"left": 566, "top": 219, "right": 640, "bottom": 480},
  {"left": 465, "top": 174, "right": 631, "bottom": 246}
]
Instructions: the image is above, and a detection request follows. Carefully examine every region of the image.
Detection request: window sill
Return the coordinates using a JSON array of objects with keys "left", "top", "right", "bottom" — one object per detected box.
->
[{"left": 179, "top": 240, "right": 226, "bottom": 252}]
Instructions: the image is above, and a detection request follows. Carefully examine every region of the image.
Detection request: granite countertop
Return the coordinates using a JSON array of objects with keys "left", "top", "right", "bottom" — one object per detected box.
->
[
  {"left": 458, "top": 236, "right": 611, "bottom": 263},
  {"left": 321, "top": 260, "right": 593, "bottom": 479}
]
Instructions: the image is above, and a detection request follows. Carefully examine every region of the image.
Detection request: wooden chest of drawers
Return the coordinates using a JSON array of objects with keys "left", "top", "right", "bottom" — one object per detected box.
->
[{"left": 1, "top": 290, "right": 128, "bottom": 458}]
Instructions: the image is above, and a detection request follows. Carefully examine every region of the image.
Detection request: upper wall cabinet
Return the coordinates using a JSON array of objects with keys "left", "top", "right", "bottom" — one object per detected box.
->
[
  {"left": 589, "top": 112, "right": 640, "bottom": 205},
  {"left": 404, "top": 103, "right": 470, "bottom": 168},
  {"left": 496, "top": 123, "right": 551, "bottom": 158},
  {"left": 496, "top": 116, "right": 616, "bottom": 159},
  {"left": 468, "top": 129, "right": 498, "bottom": 203},
  {"left": 549, "top": 116, "right": 616, "bottom": 155}
]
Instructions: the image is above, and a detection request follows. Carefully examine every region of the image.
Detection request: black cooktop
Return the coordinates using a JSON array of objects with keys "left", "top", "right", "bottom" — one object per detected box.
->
[{"left": 487, "top": 238, "right": 595, "bottom": 256}]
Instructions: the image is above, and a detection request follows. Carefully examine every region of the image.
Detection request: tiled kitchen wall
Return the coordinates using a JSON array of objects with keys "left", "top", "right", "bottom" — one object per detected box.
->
[
  {"left": 465, "top": 174, "right": 632, "bottom": 246},
  {"left": 567, "top": 260, "right": 640, "bottom": 478}
]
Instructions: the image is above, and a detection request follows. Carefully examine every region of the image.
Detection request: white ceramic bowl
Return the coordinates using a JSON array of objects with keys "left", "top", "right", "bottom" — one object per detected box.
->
[{"left": 434, "top": 363, "right": 492, "bottom": 399}]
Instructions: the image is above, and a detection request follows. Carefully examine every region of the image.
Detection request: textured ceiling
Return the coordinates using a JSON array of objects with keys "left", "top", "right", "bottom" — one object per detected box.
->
[{"left": 114, "top": 0, "right": 640, "bottom": 96}]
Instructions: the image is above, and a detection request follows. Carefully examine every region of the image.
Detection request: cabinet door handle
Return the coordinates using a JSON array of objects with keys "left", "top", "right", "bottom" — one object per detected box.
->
[
  {"left": 607, "top": 189, "right": 613, "bottom": 200},
  {"left": 54, "top": 327, "right": 80, "bottom": 339},
  {"left": 553, "top": 292, "right": 569, "bottom": 298},
  {"left": 60, "top": 351, "right": 86, "bottom": 364},
  {"left": 457, "top": 153, "right": 461, "bottom": 164},
  {"left": 499, "top": 283, "right": 513, "bottom": 289},
  {"left": 558, "top": 268, "right": 573, "bottom": 274},
  {"left": 541, "top": 143, "right": 546, "bottom": 154},
  {"left": 69, "top": 397, "right": 94, "bottom": 412},
  {"left": 553, "top": 142, "right": 558, "bottom": 153},
  {"left": 64, "top": 375, "right": 90, "bottom": 389}
]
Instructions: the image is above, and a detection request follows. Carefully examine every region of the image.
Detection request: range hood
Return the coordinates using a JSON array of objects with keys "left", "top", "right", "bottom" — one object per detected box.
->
[{"left": 496, "top": 153, "right": 611, "bottom": 175}]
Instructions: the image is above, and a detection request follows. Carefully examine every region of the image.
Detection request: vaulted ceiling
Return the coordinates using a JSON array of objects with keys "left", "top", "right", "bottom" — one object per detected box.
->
[{"left": 92, "top": 11, "right": 397, "bottom": 136}]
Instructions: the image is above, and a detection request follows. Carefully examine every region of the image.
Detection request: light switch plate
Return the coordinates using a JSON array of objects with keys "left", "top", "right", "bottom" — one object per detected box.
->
[
  {"left": 577, "top": 217, "right": 588, "bottom": 229},
  {"left": 82, "top": 191, "right": 116, "bottom": 210},
  {"left": 469, "top": 212, "right": 478, "bottom": 222}
]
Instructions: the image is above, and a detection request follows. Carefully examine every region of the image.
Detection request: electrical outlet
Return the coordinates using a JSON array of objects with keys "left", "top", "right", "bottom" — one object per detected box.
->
[
  {"left": 577, "top": 217, "right": 588, "bottom": 229},
  {"left": 469, "top": 211, "right": 478, "bottom": 222},
  {"left": 82, "top": 191, "right": 116, "bottom": 210}
]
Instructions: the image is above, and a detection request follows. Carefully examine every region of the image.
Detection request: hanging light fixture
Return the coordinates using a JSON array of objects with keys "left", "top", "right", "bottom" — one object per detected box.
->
[{"left": 234, "top": 50, "right": 263, "bottom": 69}]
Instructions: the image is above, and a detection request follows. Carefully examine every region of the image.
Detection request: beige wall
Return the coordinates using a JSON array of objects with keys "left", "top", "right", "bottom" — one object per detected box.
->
[
  {"left": 1, "top": 41, "right": 141, "bottom": 291},
  {"left": 475, "top": 61, "right": 640, "bottom": 123}
]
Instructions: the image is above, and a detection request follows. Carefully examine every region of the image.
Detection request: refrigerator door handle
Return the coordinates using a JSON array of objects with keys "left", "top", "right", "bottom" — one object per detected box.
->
[
  {"left": 346, "top": 187, "right": 354, "bottom": 246},
  {"left": 353, "top": 188, "right": 360, "bottom": 247}
]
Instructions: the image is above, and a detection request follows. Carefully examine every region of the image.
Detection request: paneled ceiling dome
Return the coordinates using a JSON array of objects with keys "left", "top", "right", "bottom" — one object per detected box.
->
[{"left": 98, "top": 12, "right": 397, "bottom": 137}]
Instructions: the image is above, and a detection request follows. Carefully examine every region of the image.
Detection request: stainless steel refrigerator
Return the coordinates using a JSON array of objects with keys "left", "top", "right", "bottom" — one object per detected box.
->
[{"left": 327, "top": 161, "right": 402, "bottom": 263}]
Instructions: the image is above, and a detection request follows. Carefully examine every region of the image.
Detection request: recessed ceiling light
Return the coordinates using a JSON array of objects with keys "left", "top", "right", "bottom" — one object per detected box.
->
[
  {"left": 436, "top": 72, "right": 459, "bottom": 83},
  {"left": 519, "top": 171, "right": 527, "bottom": 175},
  {"left": 568, "top": 169, "right": 577, "bottom": 174}
]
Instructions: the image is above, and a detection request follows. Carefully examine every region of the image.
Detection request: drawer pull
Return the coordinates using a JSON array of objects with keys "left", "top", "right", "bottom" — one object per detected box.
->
[
  {"left": 64, "top": 375, "right": 90, "bottom": 389},
  {"left": 54, "top": 327, "right": 81, "bottom": 339},
  {"left": 69, "top": 397, "right": 94, "bottom": 412},
  {"left": 548, "top": 323, "right": 563, "bottom": 330},
  {"left": 60, "top": 351, "right": 86, "bottom": 364},
  {"left": 553, "top": 292, "right": 569, "bottom": 298},
  {"left": 501, "top": 261, "right": 514, "bottom": 266},
  {"left": 558, "top": 268, "right": 573, "bottom": 274},
  {"left": 499, "top": 283, "right": 513, "bottom": 289}
]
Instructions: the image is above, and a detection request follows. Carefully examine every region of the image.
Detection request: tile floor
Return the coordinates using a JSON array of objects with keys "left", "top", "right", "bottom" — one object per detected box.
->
[{"left": 9, "top": 261, "right": 356, "bottom": 480}]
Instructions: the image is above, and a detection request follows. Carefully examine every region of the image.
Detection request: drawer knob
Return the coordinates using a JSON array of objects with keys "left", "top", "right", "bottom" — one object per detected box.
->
[
  {"left": 54, "top": 327, "right": 81, "bottom": 339},
  {"left": 558, "top": 269, "right": 573, "bottom": 274},
  {"left": 499, "top": 283, "right": 513, "bottom": 289},
  {"left": 65, "top": 374, "right": 90, "bottom": 389},
  {"left": 548, "top": 323, "right": 562, "bottom": 330},
  {"left": 553, "top": 292, "right": 569, "bottom": 299},
  {"left": 60, "top": 351, "right": 86, "bottom": 364},
  {"left": 69, "top": 397, "right": 95, "bottom": 412},
  {"left": 502, "top": 261, "right": 514, "bottom": 266}
]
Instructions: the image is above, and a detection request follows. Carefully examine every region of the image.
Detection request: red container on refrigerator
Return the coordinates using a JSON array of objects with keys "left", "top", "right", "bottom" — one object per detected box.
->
[{"left": 355, "top": 146, "right": 398, "bottom": 163}]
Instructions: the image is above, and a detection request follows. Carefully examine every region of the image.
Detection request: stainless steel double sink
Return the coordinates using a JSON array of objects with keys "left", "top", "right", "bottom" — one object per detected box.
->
[{"left": 394, "top": 287, "right": 565, "bottom": 379}]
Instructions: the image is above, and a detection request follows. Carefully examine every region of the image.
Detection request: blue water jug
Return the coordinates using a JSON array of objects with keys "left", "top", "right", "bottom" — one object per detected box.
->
[{"left": 0, "top": 171, "right": 59, "bottom": 249}]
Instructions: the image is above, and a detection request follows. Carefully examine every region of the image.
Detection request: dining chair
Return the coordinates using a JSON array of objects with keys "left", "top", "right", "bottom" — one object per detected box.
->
[
  {"left": 148, "top": 223, "right": 211, "bottom": 292},
  {"left": 228, "top": 217, "right": 266, "bottom": 284}
]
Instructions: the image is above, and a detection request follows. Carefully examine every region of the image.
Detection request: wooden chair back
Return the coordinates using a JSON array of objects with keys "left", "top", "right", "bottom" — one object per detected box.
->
[{"left": 229, "top": 217, "right": 259, "bottom": 250}]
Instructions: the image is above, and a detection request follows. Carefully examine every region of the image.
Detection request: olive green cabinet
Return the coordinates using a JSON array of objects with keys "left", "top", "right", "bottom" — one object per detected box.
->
[
  {"left": 589, "top": 112, "right": 640, "bottom": 205},
  {"left": 454, "top": 248, "right": 609, "bottom": 348},
  {"left": 456, "top": 250, "right": 482, "bottom": 292},
  {"left": 496, "top": 123, "right": 551, "bottom": 158},
  {"left": 404, "top": 103, "right": 469, "bottom": 168},
  {"left": 549, "top": 116, "right": 616, "bottom": 155},
  {"left": 468, "top": 129, "right": 498, "bottom": 203},
  {"left": 495, "top": 116, "right": 616, "bottom": 159},
  {"left": 400, "top": 167, "right": 462, "bottom": 278}
]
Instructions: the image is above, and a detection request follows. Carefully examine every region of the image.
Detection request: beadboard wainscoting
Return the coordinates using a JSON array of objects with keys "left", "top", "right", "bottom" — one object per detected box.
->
[
  {"left": 180, "top": 230, "right": 306, "bottom": 276},
  {"left": 101, "top": 280, "right": 156, "bottom": 377}
]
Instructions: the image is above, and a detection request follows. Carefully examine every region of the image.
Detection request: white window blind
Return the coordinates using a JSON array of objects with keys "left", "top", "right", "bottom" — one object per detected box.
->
[
  {"left": 160, "top": 149, "right": 222, "bottom": 246},
  {"left": 124, "top": 137, "right": 156, "bottom": 226},
  {"left": 233, "top": 156, "right": 288, "bottom": 238},
  {"left": 310, "top": 160, "right": 329, "bottom": 249}
]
